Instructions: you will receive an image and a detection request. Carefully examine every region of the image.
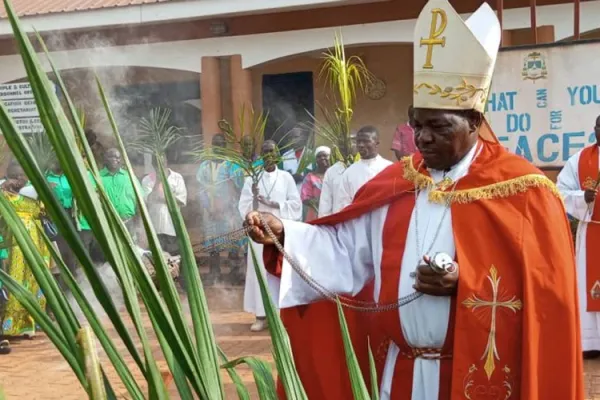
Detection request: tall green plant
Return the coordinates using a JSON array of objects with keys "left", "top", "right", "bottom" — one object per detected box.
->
[
  {"left": 0, "top": 2, "right": 378, "bottom": 399},
  {"left": 309, "top": 32, "right": 372, "bottom": 166}
]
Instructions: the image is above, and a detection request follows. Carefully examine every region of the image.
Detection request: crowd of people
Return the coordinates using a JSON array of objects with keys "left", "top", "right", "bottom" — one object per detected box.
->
[
  {"left": 201, "top": 116, "right": 417, "bottom": 331},
  {"left": 0, "top": 105, "right": 415, "bottom": 352}
]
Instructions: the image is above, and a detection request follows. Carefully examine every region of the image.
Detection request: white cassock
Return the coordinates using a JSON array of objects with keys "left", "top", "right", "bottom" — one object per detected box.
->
[
  {"left": 141, "top": 170, "right": 188, "bottom": 236},
  {"left": 282, "top": 148, "right": 311, "bottom": 193},
  {"left": 337, "top": 155, "right": 393, "bottom": 210},
  {"left": 557, "top": 148, "right": 600, "bottom": 351},
  {"left": 238, "top": 167, "right": 302, "bottom": 317},
  {"left": 317, "top": 161, "right": 347, "bottom": 217},
  {"left": 272, "top": 144, "right": 478, "bottom": 400}
]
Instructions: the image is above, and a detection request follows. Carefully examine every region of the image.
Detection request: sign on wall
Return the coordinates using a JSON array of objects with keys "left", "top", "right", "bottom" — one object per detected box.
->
[
  {"left": 0, "top": 82, "right": 53, "bottom": 134},
  {"left": 487, "top": 41, "right": 600, "bottom": 168}
]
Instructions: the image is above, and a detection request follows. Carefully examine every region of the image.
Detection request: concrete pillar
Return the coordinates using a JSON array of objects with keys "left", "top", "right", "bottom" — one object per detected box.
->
[
  {"left": 229, "top": 54, "right": 253, "bottom": 137},
  {"left": 201, "top": 56, "right": 222, "bottom": 146}
]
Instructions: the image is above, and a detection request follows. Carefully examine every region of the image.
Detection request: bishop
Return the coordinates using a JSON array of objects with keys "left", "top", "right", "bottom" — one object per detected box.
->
[{"left": 246, "top": 1, "right": 583, "bottom": 399}]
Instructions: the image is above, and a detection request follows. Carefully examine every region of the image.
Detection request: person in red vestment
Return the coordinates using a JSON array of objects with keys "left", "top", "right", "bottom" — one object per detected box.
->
[{"left": 245, "top": 1, "right": 584, "bottom": 399}]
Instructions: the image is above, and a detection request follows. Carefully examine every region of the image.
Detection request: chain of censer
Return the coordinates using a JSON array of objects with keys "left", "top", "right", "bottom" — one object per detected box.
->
[{"left": 197, "top": 218, "right": 424, "bottom": 312}]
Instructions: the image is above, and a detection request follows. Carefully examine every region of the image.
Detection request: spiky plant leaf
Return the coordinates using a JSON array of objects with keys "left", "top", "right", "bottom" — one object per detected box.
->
[
  {"left": 77, "top": 326, "right": 107, "bottom": 400},
  {"left": 368, "top": 340, "right": 379, "bottom": 400},
  {"left": 219, "top": 348, "right": 251, "bottom": 400},
  {"left": 336, "top": 299, "right": 371, "bottom": 400},
  {"left": 248, "top": 244, "right": 307, "bottom": 399},
  {"left": 132, "top": 107, "right": 184, "bottom": 155},
  {"left": 222, "top": 357, "right": 277, "bottom": 400}
]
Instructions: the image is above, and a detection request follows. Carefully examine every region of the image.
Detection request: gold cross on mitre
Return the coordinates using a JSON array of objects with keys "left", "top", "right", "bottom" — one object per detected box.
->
[
  {"left": 462, "top": 265, "right": 523, "bottom": 380},
  {"left": 420, "top": 8, "right": 447, "bottom": 69},
  {"left": 413, "top": 0, "right": 501, "bottom": 114}
]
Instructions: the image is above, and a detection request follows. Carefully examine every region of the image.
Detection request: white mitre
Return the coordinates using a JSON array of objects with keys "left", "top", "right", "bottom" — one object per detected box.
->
[{"left": 413, "top": 0, "right": 501, "bottom": 113}]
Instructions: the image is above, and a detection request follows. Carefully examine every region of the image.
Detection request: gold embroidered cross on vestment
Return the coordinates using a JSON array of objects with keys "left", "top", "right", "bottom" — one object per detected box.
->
[{"left": 462, "top": 265, "right": 523, "bottom": 380}]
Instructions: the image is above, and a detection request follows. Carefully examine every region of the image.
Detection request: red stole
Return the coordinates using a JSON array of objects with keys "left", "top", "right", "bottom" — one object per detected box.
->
[
  {"left": 376, "top": 194, "right": 455, "bottom": 399},
  {"left": 577, "top": 145, "right": 600, "bottom": 311}
]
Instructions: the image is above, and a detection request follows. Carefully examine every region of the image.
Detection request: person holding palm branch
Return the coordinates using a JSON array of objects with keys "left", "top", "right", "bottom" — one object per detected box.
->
[{"left": 238, "top": 140, "right": 301, "bottom": 331}]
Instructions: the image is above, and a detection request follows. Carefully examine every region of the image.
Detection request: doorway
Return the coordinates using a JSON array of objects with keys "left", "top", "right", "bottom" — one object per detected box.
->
[{"left": 261, "top": 72, "right": 314, "bottom": 147}]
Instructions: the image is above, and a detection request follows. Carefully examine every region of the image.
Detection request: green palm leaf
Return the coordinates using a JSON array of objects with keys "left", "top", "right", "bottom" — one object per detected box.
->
[
  {"left": 336, "top": 299, "right": 371, "bottom": 400},
  {"left": 248, "top": 244, "right": 307, "bottom": 399},
  {"left": 310, "top": 31, "right": 373, "bottom": 165},
  {"left": 222, "top": 357, "right": 277, "bottom": 400}
]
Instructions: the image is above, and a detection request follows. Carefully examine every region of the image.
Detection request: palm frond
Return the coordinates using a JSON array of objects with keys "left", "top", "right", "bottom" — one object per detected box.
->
[
  {"left": 132, "top": 107, "right": 184, "bottom": 155},
  {"left": 311, "top": 31, "right": 373, "bottom": 165},
  {"left": 25, "top": 130, "right": 56, "bottom": 172}
]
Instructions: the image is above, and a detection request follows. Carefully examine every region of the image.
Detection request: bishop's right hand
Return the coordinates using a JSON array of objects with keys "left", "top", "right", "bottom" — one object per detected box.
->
[
  {"left": 585, "top": 188, "right": 598, "bottom": 204},
  {"left": 245, "top": 211, "right": 284, "bottom": 245}
]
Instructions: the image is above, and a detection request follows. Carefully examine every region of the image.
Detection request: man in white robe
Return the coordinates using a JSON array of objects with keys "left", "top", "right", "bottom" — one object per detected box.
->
[
  {"left": 141, "top": 155, "right": 187, "bottom": 256},
  {"left": 337, "top": 125, "right": 392, "bottom": 211},
  {"left": 243, "top": 2, "right": 583, "bottom": 399},
  {"left": 238, "top": 140, "right": 302, "bottom": 332},
  {"left": 318, "top": 133, "right": 359, "bottom": 217},
  {"left": 557, "top": 115, "right": 600, "bottom": 358},
  {"left": 281, "top": 128, "right": 310, "bottom": 192}
]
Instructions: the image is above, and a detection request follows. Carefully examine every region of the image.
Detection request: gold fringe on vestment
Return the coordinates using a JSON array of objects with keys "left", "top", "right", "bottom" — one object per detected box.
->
[{"left": 401, "top": 156, "right": 563, "bottom": 204}]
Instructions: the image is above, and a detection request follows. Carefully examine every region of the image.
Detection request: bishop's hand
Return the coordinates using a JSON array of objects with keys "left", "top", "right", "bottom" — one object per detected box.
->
[
  {"left": 245, "top": 211, "right": 284, "bottom": 245},
  {"left": 585, "top": 188, "right": 598, "bottom": 204},
  {"left": 413, "top": 255, "right": 458, "bottom": 296}
]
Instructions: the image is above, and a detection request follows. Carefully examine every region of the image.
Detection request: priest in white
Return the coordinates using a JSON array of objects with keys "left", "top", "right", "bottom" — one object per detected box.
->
[
  {"left": 244, "top": 1, "right": 583, "bottom": 399},
  {"left": 337, "top": 125, "right": 392, "bottom": 210},
  {"left": 318, "top": 133, "right": 358, "bottom": 217},
  {"left": 238, "top": 140, "right": 302, "bottom": 332},
  {"left": 557, "top": 115, "right": 600, "bottom": 358}
]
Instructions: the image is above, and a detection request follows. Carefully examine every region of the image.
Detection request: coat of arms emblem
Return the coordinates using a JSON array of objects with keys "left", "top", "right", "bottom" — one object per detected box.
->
[{"left": 521, "top": 51, "right": 548, "bottom": 81}]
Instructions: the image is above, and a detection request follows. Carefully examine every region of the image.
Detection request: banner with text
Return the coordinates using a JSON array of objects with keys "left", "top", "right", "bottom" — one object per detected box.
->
[
  {"left": 0, "top": 82, "right": 56, "bottom": 134},
  {"left": 488, "top": 41, "right": 600, "bottom": 168}
]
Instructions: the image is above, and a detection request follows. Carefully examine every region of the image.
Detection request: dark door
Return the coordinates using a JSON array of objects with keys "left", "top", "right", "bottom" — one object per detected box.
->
[{"left": 262, "top": 72, "right": 314, "bottom": 147}]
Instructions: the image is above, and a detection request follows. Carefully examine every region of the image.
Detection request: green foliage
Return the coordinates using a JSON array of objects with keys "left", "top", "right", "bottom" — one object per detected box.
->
[
  {"left": 25, "top": 130, "right": 56, "bottom": 172},
  {"left": 308, "top": 32, "right": 373, "bottom": 166},
  {"left": 129, "top": 107, "right": 184, "bottom": 155},
  {"left": 0, "top": 2, "right": 379, "bottom": 399},
  {"left": 248, "top": 244, "right": 307, "bottom": 399},
  {"left": 336, "top": 300, "right": 371, "bottom": 400},
  {"left": 368, "top": 341, "right": 380, "bottom": 400}
]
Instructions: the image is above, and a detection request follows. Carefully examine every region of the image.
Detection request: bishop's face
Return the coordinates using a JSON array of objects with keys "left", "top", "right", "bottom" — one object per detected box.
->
[{"left": 413, "top": 108, "right": 479, "bottom": 171}]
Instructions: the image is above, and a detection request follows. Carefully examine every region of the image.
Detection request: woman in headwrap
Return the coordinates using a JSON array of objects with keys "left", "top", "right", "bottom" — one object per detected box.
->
[{"left": 300, "top": 146, "right": 331, "bottom": 222}]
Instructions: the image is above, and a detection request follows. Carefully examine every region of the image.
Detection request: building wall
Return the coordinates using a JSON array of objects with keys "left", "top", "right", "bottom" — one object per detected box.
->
[
  {"left": 251, "top": 43, "right": 413, "bottom": 161},
  {"left": 0, "top": 0, "right": 575, "bottom": 55}
]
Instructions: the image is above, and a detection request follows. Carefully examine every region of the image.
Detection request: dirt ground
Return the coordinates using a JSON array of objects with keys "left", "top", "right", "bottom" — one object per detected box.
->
[{"left": 1, "top": 286, "right": 600, "bottom": 399}]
